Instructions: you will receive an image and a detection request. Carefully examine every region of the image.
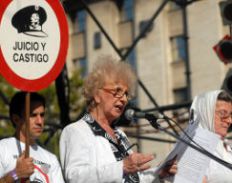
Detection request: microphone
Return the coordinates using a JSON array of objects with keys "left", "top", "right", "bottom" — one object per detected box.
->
[{"left": 125, "top": 109, "right": 164, "bottom": 121}]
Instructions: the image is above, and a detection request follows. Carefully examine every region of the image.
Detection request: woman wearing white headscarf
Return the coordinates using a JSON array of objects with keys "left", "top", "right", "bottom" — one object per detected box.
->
[{"left": 190, "top": 90, "right": 232, "bottom": 183}]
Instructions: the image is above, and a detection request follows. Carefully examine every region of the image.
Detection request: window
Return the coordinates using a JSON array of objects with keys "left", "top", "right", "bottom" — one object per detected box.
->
[
  {"left": 73, "top": 58, "right": 88, "bottom": 77},
  {"left": 120, "top": 0, "right": 134, "bottom": 22},
  {"left": 139, "top": 20, "right": 154, "bottom": 38},
  {"left": 127, "top": 50, "right": 136, "bottom": 70},
  {"left": 173, "top": 87, "right": 188, "bottom": 103},
  {"left": 120, "top": 49, "right": 137, "bottom": 103},
  {"left": 93, "top": 32, "right": 101, "bottom": 49},
  {"left": 119, "top": 47, "right": 137, "bottom": 71},
  {"left": 75, "top": 10, "right": 86, "bottom": 33},
  {"left": 170, "top": 35, "right": 187, "bottom": 62}
]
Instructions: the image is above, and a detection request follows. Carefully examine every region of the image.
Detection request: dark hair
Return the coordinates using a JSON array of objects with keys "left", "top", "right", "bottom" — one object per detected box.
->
[
  {"left": 9, "top": 91, "right": 45, "bottom": 126},
  {"left": 217, "top": 90, "right": 232, "bottom": 103}
]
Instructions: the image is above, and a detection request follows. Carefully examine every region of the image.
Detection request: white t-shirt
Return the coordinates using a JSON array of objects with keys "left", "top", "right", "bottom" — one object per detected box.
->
[
  {"left": 60, "top": 119, "right": 160, "bottom": 183},
  {"left": 0, "top": 137, "right": 64, "bottom": 183}
]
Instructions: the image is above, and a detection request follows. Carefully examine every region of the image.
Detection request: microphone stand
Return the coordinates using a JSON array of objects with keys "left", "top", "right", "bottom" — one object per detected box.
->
[{"left": 145, "top": 115, "right": 232, "bottom": 170}]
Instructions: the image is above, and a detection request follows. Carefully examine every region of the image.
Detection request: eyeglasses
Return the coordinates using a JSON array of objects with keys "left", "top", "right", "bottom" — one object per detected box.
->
[
  {"left": 215, "top": 110, "right": 232, "bottom": 121},
  {"left": 101, "top": 87, "right": 132, "bottom": 100}
]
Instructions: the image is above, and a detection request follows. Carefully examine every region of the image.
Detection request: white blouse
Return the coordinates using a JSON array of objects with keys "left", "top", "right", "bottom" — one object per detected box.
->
[
  {"left": 206, "top": 140, "right": 232, "bottom": 183},
  {"left": 59, "top": 119, "right": 160, "bottom": 183}
]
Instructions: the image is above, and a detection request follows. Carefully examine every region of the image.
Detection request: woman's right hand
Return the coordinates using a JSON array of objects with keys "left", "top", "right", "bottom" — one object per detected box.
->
[{"left": 123, "top": 152, "right": 154, "bottom": 174}]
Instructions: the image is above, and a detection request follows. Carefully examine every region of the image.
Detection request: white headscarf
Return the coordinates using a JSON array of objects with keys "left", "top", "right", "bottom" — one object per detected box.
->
[
  {"left": 190, "top": 90, "right": 232, "bottom": 183},
  {"left": 190, "top": 90, "right": 222, "bottom": 133}
]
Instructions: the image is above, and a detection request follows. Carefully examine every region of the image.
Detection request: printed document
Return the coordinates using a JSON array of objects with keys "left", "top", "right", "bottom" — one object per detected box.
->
[{"left": 157, "top": 124, "right": 220, "bottom": 183}]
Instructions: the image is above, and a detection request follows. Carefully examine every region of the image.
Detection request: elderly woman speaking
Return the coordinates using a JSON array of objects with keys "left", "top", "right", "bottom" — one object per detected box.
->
[
  {"left": 190, "top": 90, "right": 232, "bottom": 183},
  {"left": 60, "top": 55, "right": 176, "bottom": 183}
]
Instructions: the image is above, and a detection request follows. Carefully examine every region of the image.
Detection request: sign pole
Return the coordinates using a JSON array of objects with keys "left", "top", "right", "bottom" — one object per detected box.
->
[
  {"left": 25, "top": 92, "right": 31, "bottom": 183},
  {"left": 25, "top": 92, "right": 30, "bottom": 157}
]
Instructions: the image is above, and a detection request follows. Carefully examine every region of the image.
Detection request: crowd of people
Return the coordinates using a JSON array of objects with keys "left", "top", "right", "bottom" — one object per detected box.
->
[{"left": 0, "top": 55, "right": 232, "bottom": 183}]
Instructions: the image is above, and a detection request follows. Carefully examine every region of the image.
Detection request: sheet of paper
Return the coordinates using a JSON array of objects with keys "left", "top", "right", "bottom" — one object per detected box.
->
[{"left": 156, "top": 124, "right": 220, "bottom": 183}]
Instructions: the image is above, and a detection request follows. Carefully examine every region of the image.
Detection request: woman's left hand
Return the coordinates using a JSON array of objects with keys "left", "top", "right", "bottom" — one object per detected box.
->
[{"left": 158, "top": 157, "right": 178, "bottom": 178}]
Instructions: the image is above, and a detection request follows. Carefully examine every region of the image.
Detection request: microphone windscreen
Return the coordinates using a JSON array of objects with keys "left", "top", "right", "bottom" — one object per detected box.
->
[{"left": 124, "top": 109, "right": 135, "bottom": 120}]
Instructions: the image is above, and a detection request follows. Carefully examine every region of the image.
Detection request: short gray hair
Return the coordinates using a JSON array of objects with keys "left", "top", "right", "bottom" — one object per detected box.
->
[{"left": 83, "top": 55, "right": 137, "bottom": 111}]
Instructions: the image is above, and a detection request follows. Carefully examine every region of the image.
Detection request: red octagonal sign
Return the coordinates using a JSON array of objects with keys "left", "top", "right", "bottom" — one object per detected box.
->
[{"left": 0, "top": 0, "right": 68, "bottom": 91}]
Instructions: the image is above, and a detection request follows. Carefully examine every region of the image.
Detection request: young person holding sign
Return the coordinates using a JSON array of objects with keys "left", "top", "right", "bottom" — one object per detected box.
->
[{"left": 0, "top": 92, "right": 64, "bottom": 183}]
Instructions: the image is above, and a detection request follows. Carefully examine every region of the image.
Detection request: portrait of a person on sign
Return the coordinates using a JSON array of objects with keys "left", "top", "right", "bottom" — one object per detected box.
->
[
  {"left": 29, "top": 12, "right": 42, "bottom": 31},
  {"left": 12, "top": 5, "right": 48, "bottom": 37}
]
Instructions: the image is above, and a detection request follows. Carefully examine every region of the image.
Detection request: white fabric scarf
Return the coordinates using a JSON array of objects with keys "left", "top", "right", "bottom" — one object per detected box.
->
[
  {"left": 190, "top": 90, "right": 221, "bottom": 133},
  {"left": 189, "top": 90, "right": 229, "bottom": 157}
]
